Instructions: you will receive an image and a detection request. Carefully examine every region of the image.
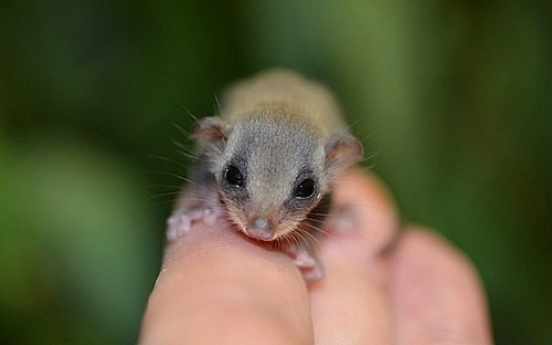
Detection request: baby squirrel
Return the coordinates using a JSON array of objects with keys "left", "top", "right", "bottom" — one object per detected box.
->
[{"left": 167, "top": 69, "right": 362, "bottom": 281}]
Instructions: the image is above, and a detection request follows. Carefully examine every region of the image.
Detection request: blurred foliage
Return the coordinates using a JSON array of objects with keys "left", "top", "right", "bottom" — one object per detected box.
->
[{"left": 0, "top": 0, "right": 551, "bottom": 344}]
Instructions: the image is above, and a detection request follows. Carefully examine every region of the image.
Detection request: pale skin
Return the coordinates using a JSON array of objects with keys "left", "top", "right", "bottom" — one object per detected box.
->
[{"left": 139, "top": 169, "right": 494, "bottom": 344}]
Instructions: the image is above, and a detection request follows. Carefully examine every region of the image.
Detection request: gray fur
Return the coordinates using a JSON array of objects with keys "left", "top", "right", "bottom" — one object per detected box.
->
[{"left": 191, "top": 69, "right": 362, "bottom": 239}]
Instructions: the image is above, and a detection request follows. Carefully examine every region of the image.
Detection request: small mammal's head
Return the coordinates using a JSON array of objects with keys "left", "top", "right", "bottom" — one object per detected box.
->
[{"left": 192, "top": 111, "right": 362, "bottom": 241}]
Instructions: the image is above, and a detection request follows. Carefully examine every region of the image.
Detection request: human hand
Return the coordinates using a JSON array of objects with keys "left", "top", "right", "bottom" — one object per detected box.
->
[{"left": 139, "top": 169, "right": 493, "bottom": 344}]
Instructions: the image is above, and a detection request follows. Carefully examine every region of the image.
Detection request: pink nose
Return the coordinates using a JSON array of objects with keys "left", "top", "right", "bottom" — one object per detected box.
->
[{"left": 246, "top": 217, "right": 274, "bottom": 241}]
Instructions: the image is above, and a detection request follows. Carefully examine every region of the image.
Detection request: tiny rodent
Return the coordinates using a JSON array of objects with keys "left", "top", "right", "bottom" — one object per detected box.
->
[{"left": 167, "top": 68, "right": 362, "bottom": 280}]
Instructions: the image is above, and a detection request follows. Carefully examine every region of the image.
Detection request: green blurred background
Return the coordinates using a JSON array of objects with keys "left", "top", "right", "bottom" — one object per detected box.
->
[{"left": 1, "top": 1, "right": 550, "bottom": 344}]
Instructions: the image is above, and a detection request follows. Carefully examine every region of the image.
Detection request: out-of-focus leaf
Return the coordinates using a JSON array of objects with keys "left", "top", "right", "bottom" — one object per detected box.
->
[{"left": 8, "top": 131, "right": 158, "bottom": 343}]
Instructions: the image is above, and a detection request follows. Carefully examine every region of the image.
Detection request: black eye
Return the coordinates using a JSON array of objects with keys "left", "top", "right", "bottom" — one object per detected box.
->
[
  {"left": 224, "top": 165, "right": 244, "bottom": 188},
  {"left": 295, "top": 178, "right": 316, "bottom": 199}
]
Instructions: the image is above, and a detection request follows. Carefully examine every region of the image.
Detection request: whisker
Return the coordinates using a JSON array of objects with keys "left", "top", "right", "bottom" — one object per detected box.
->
[
  {"left": 148, "top": 154, "right": 191, "bottom": 170},
  {"left": 213, "top": 92, "right": 224, "bottom": 117},
  {"left": 150, "top": 198, "right": 184, "bottom": 208},
  {"left": 300, "top": 223, "right": 327, "bottom": 241},
  {"left": 291, "top": 232, "right": 303, "bottom": 248},
  {"left": 146, "top": 170, "right": 204, "bottom": 187},
  {"left": 145, "top": 191, "right": 184, "bottom": 201},
  {"left": 307, "top": 213, "right": 400, "bottom": 233},
  {"left": 171, "top": 139, "right": 196, "bottom": 155},
  {"left": 308, "top": 203, "right": 401, "bottom": 221},
  {"left": 174, "top": 120, "right": 195, "bottom": 140}
]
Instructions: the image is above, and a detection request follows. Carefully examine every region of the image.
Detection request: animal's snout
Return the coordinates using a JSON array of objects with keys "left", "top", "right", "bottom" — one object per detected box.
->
[{"left": 246, "top": 217, "right": 275, "bottom": 241}]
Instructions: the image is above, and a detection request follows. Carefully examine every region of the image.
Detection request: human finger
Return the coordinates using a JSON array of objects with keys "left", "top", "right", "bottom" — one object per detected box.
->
[
  {"left": 309, "top": 169, "right": 400, "bottom": 344},
  {"left": 391, "top": 228, "right": 493, "bottom": 345},
  {"left": 139, "top": 210, "right": 314, "bottom": 344}
]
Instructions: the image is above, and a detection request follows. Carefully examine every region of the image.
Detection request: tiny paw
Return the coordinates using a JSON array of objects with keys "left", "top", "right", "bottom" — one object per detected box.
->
[
  {"left": 203, "top": 207, "right": 224, "bottom": 226},
  {"left": 166, "top": 214, "right": 192, "bottom": 241},
  {"left": 166, "top": 207, "right": 217, "bottom": 241},
  {"left": 293, "top": 249, "right": 317, "bottom": 268},
  {"left": 302, "top": 263, "right": 324, "bottom": 282},
  {"left": 286, "top": 242, "right": 325, "bottom": 281},
  {"left": 287, "top": 242, "right": 318, "bottom": 269}
]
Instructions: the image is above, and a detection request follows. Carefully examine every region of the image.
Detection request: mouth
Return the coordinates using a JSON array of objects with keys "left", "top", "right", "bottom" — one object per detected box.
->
[
  {"left": 244, "top": 227, "right": 276, "bottom": 241},
  {"left": 244, "top": 217, "right": 276, "bottom": 241},
  {"left": 224, "top": 212, "right": 274, "bottom": 241}
]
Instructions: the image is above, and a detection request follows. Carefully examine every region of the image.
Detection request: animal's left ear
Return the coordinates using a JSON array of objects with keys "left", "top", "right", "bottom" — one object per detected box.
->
[
  {"left": 191, "top": 116, "right": 232, "bottom": 145},
  {"left": 324, "top": 134, "right": 363, "bottom": 175}
]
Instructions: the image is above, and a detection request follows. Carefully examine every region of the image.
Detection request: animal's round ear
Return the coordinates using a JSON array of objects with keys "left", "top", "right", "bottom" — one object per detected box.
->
[
  {"left": 191, "top": 116, "right": 232, "bottom": 144},
  {"left": 324, "top": 134, "right": 363, "bottom": 173}
]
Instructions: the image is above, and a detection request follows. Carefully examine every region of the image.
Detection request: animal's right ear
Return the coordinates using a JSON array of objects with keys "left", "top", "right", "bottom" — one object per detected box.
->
[{"left": 191, "top": 116, "right": 232, "bottom": 144}]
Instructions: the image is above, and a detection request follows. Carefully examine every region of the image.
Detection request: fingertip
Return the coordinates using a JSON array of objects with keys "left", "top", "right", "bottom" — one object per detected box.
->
[
  {"left": 333, "top": 168, "right": 397, "bottom": 213},
  {"left": 140, "top": 218, "right": 313, "bottom": 344},
  {"left": 324, "top": 168, "right": 401, "bottom": 260},
  {"left": 392, "top": 227, "right": 493, "bottom": 345},
  {"left": 308, "top": 169, "right": 400, "bottom": 344}
]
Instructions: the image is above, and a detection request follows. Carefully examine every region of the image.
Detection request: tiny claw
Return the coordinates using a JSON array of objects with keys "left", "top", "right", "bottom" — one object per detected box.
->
[
  {"left": 166, "top": 214, "right": 192, "bottom": 242},
  {"left": 179, "top": 216, "right": 192, "bottom": 234},
  {"left": 166, "top": 226, "right": 179, "bottom": 242},
  {"left": 166, "top": 201, "right": 226, "bottom": 242},
  {"left": 294, "top": 250, "right": 317, "bottom": 268},
  {"left": 302, "top": 263, "right": 325, "bottom": 282},
  {"left": 203, "top": 208, "right": 217, "bottom": 226}
]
